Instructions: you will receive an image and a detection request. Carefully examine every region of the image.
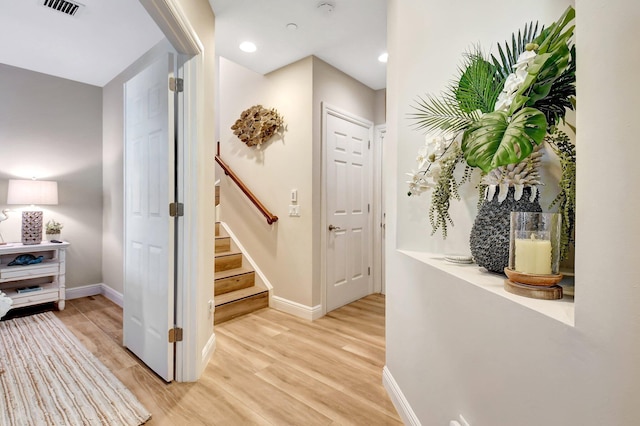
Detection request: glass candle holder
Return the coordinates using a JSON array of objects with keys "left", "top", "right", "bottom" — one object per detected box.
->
[{"left": 509, "top": 212, "right": 561, "bottom": 275}]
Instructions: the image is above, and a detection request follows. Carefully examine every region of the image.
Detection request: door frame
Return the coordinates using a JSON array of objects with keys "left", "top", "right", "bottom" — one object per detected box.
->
[
  {"left": 139, "top": 0, "right": 209, "bottom": 382},
  {"left": 373, "top": 124, "right": 386, "bottom": 294},
  {"left": 320, "top": 102, "right": 375, "bottom": 315}
]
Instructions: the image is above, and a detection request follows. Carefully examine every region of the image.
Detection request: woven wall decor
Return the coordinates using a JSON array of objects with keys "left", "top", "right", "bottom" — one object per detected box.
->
[{"left": 231, "top": 105, "right": 284, "bottom": 147}]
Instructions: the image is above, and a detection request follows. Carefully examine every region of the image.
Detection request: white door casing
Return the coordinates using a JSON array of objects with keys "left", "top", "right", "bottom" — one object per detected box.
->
[
  {"left": 373, "top": 125, "right": 387, "bottom": 294},
  {"left": 324, "top": 104, "right": 374, "bottom": 312},
  {"left": 123, "top": 53, "right": 176, "bottom": 382}
]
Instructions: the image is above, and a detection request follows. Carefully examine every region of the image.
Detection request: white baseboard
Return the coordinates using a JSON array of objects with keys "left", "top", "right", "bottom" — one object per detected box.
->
[
  {"left": 271, "top": 295, "right": 322, "bottom": 320},
  {"left": 100, "top": 285, "right": 124, "bottom": 307},
  {"left": 201, "top": 332, "right": 216, "bottom": 367},
  {"left": 65, "top": 283, "right": 103, "bottom": 300},
  {"left": 65, "top": 283, "right": 123, "bottom": 308},
  {"left": 382, "top": 365, "right": 421, "bottom": 426}
]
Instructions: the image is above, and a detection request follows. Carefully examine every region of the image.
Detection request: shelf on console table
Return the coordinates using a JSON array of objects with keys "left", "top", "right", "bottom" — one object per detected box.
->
[{"left": 0, "top": 241, "right": 70, "bottom": 311}]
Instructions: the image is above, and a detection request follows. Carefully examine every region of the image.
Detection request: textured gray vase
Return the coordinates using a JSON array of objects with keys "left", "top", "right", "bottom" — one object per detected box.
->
[{"left": 470, "top": 187, "right": 542, "bottom": 273}]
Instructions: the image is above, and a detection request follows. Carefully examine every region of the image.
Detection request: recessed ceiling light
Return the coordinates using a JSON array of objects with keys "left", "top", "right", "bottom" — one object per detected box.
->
[
  {"left": 317, "top": 2, "right": 335, "bottom": 14},
  {"left": 378, "top": 53, "right": 388, "bottom": 63},
  {"left": 286, "top": 23, "right": 298, "bottom": 31},
  {"left": 239, "top": 41, "right": 257, "bottom": 53}
]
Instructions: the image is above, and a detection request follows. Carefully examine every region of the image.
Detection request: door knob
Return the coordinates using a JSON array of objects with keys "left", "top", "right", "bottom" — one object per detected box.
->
[{"left": 328, "top": 224, "right": 342, "bottom": 231}]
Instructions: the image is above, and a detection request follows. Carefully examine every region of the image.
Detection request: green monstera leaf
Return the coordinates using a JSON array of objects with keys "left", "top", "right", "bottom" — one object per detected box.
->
[
  {"left": 508, "top": 44, "right": 571, "bottom": 114},
  {"left": 462, "top": 108, "right": 547, "bottom": 172}
]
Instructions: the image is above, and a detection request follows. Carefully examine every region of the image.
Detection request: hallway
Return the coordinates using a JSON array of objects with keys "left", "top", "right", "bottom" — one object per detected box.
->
[{"left": 55, "top": 294, "right": 401, "bottom": 425}]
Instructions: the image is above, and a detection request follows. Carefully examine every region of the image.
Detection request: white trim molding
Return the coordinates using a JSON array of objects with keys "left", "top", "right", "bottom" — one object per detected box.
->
[
  {"left": 201, "top": 332, "right": 216, "bottom": 364},
  {"left": 101, "top": 285, "right": 124, "bottom": 307},
  {"left": 65, "top": 284, "right": 103, "bottom": 300},
  {"left": 382, "top": 365, "right": 421, "bottom": 426},
  {"left": 65, "top": 284, "right": 124, "bottom": 308},
  {"left": 271, "top": 296, "right": 322, "bottom": 321}
]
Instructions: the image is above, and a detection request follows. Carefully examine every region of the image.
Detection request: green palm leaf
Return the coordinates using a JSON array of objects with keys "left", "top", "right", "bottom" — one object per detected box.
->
[
  {"left": 455, "top": 49, "right": 504, "bottom": 113},
  {"left": 491, "top": 21, "right": 540, "bottom": 80},
  {"left": 461, "top": 108, "right": 547, "bottom": 172},
  {"left": 409, "top": 93, "right": 478, "bottom": 135}
]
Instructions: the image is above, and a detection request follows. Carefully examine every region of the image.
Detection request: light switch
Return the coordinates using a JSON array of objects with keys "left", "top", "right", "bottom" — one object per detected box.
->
[
  {"left": 291, "top": 189, "right": 298, "bottom": 203},
  {"left": 289, "top": 205, "right": 300, "bottom": 217}
]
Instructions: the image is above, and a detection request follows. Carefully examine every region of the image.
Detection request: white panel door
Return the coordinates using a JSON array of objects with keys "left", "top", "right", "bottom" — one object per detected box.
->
[
  {"left": 326, "top": 108, "right": 373, "bottom": 312},
  {"left": 123, "top": 53, "right": 175, "bottom": 382}
]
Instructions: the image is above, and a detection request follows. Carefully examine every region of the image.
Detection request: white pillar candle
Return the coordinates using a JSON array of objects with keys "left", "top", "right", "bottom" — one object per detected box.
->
[{"left": 514, "top": 236, "right": 552, "bottom": 275}]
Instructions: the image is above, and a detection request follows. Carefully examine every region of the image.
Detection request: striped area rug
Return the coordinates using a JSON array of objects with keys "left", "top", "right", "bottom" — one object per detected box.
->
[{"left": 0, "top": 312, "right": 151, "bottom": 425}]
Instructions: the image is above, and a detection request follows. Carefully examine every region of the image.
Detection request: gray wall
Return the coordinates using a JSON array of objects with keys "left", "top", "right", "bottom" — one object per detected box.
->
[{"left": 0, "top": 63, "right": 103, "bottom": 288}]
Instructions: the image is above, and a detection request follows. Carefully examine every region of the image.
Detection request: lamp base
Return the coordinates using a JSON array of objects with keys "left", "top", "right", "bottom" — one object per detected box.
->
[{"left": 22, "top": 211, "right": 43, "bottom": 245}]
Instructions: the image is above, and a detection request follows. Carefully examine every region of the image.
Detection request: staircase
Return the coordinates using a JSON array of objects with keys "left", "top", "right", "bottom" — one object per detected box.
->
[{"left": 214, "top": 221, "right": 269, "bottom": 324}]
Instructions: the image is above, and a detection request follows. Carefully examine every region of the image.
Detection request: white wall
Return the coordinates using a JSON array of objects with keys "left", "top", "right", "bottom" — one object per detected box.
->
[
  {"left": 102, "top": 38, "right": 175, "bottom": 295},
  {"left": 385, "top": 0, "right": 640, "bottom": 424},
  {"left": 0, "top": 64, "right": 103, "bottom": 288}
]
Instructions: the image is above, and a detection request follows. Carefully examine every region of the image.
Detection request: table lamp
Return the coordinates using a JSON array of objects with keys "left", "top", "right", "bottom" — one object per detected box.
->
[{"left": 7, "top": 179, "right": 58, "bottom": 245}]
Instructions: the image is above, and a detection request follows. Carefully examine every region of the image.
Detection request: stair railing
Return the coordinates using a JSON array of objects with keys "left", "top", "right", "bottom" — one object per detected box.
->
[{"left": 215, "top": 142, "right": 279, "bottom": 225}]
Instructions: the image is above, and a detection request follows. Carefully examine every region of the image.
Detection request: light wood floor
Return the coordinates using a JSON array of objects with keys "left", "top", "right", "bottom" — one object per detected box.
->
[{"left": 51, "top": 294, "right": 401, "bottom": 425}]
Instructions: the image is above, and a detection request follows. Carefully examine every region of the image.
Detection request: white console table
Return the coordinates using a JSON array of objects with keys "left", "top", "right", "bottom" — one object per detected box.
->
[{"left": 0, "top": 242, "right": 69, "bottom": 311}]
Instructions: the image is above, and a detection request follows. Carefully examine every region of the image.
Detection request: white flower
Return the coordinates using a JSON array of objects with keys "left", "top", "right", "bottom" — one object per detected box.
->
[
  {"left": 516, "top": 50, "right": 537, "bottom": 68},
  {"left": 416, "top": 145, "right": 430, "bottom": 169},
  {"left": 494, "top": 50, "right": 538, "bottom": 112},
  {"left": 407, "top": 133, "right": 459, "bottom": 196},
  {"left": 406, "top": 170, "right": 432, "bottom": 195}
]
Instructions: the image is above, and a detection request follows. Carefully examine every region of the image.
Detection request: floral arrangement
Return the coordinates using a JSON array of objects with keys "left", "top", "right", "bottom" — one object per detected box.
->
[
  {"left": 231, "top": 104, "right": 284, "bottom": 147},
  {"left": 406, "top": 6, "right": 576, "bottom": 256},
  {"left": 45, "top": 219, "right": 63, "bottom": 235}
]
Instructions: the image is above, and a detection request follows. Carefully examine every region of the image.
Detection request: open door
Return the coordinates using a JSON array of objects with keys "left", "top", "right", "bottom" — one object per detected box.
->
[{"left": 123, "top": 53, "right": 176, "bottom": 382}]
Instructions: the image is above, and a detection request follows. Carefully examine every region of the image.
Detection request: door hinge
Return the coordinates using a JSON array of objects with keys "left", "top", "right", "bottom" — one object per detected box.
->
[
  {"left": 368, "top": 203, "right": 370, "bottom": 213},
  {"left": 169, "top": 202, "right": 184, "bottom": 217},
  {"left": 169, "top": 77, "right": 184, "bottom": 93},
  {"left": 368, "top": 267, "right": 371, "bottom": 276},
  {"left": 368, "top": 140, "right": 371, "bottom": 149},
  {"left": 168, "top": 327, "right": 183, "bottom": 343}
]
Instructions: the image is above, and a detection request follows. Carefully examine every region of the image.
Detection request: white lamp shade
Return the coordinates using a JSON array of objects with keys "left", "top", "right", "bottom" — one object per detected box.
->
[{"left": 7, "top": 179, "right": 58, "bottom": 205}]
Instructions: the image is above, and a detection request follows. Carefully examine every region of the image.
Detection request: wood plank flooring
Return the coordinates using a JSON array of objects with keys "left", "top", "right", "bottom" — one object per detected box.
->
[{"left": 50, "top": 293, "right": 401, "bottom": 425}]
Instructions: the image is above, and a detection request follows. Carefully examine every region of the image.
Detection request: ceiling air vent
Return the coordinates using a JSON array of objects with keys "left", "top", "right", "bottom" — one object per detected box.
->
[{"left": 42, "top": 0, "right": 84, "bottom": 17}]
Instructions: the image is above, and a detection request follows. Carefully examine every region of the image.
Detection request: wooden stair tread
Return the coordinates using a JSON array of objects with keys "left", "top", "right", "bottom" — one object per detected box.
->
[
  {"left": 215, "top": 284, "right": 268, "bottom": 307},
  {"left": 215, "top": 249, "right": 241, "bottom": 258},
  {"left": 215, "top": 266, "right": 254, "bottom": 280}
]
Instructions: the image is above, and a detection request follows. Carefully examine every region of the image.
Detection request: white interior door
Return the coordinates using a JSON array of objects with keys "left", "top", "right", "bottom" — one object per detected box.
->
[
  {"left": 123, "top": 53, "right": 176, "bottom": 382},
  {"left": 325, "top": 105, "right": 373, "bottom": 312}
]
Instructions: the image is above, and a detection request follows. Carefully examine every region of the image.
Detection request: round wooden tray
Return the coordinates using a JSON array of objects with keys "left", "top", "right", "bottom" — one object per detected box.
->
[
  {"left": 504, "top": 280, "right": 563, "bottom": 300},
  {"left": 504, "top": 268, "right": 563, "bottom": 287}
]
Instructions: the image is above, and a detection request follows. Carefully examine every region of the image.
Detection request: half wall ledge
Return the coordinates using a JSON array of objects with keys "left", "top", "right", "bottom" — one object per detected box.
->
[{"left": 398, "top": 249, "right": 575, "bottom": 327}]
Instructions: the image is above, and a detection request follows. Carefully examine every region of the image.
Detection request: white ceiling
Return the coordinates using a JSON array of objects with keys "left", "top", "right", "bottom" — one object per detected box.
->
[
  {"left": 209, "top": 0, "right": 387, "bottom": 90},
  {"left": 0, "top": 0, "right": 164, "bottom": 87},
  {"left": 0, "top": 0, "right": 387, "bottom": 90}
]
